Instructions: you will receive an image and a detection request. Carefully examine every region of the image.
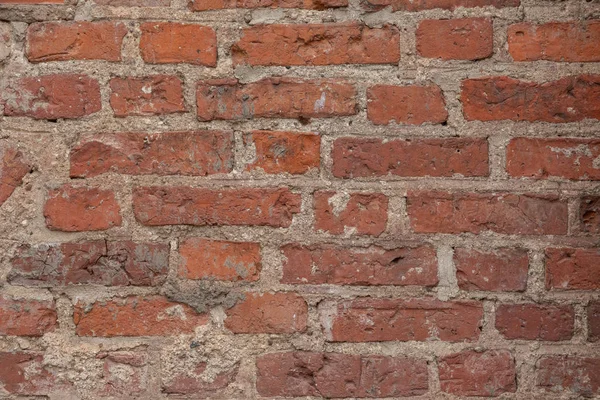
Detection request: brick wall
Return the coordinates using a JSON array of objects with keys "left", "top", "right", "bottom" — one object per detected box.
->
[{"left": 0, "top": 0, "right": 598, "bottom": 398}]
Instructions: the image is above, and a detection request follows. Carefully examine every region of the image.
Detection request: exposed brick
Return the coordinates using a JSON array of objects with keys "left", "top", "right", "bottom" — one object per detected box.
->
[
  {"left": 178, "top": 238, "right": 261, "bottom": 281},
  {"left": 244, "top": 131, "right": 320, "bottom": 174},
  {"left": 44, "top": 185, "right": 122, "bottom": 232},
  {"left": 1, "top": 0, "right": 63, "bottom": 3},
  {"left": 74, "top": 296, "right": 208, "bottom": 337},
  {"left": 94, "top": 0, "right": 169, "bottom": 5},
  {"left": 462, "top": 75, "right": 600, "bottom": 123},
  {"left": 0, "top": 23, "right": 10, "bottom": 63},
  {"left": 439, "top": 350, "right": 516, "bottom": 396},
  {"left": 495, "top": 304, "right": 574, "bottom": 341},
  {"left": 314, "top": 191, "right": 388, "bottom": 236},
  {"left": 133, "top": 186, "right": 301, "bottom": 227},
  {"left": 2, "top": 74, "right": 101, "bottom": 119},
  {"left": 454, "top": 248, "right": 529, "bottom": 292},
  {"left": 256, "top": 352, "right": 428, "bottom": 397},
  {"left": 332, "top": 137, "right": 488, "bottom": 178},
  {"left": 322, "top": 298, "right": 483, "bottom": 342},
  {"left": 536, "top": 356, "right": 600, "bottom": 397},
  {"left": 361, "top": 0, "right": 519, "bottom": 12},
  {"left": 109, "top": 75, "right": 185, "bottom": 117},
  {"left": 70, "top": 131, "right": 233, "bottom": 178},
  {"left": 588, "top": 302, "right": 600, "bottom": 342},
  {"left": 27, "top": 22, "right": 127, "bottom": 62},
  {"left": 367, "top": 85, "right": 447, "bottom": 125},
  {"left": 508, "top": 21, "right": 600, "bottom": 62},
  {"left": 507, "top": 138, "right": 600, "bottom": 180},
  {"left": 9, "top": 240, "right": 169, "bottom": 286},
  {"left": 0, "top": 352, "right": 69, "bottom": 395},
  {"left": 140, "top": 22, "right": 217, "bottom": 66},
  {"left": 281, "top": 244, "right": 438, "bottom": 286},
  {"left": 224, "top": 292, "right": 307, "bottom": 333},
  {"left": 162, "top": 362, "right": 238, "bottom": 395},
  {"left": 407, "top": 191, "right": 568, "bottom": 235},
  {"left": 232, "top": 23, "right": 400, "bottom": 66},
  {"left": 545, "top": 248, "right": 600, "bottom": 290},
  {"left": 0, "top": 147, "right": 30, "bottom": 207},
  {"left": 0, "top": 296, "right": 57, "bottom": 336},
  {"left": 189, "top": 0, "right": 346, "bottom": 11},
  {"left": 97, "top": 351, "right": 149, "bottom": 396},
  {"left": 580, "top": 196, "right": 600, "bottom": 233},
  {"left": 196, "top": 78, "right": 356, "bottom": 121},
  {"left": 416, "top": 18, "right": 493, "bottom": 60}
]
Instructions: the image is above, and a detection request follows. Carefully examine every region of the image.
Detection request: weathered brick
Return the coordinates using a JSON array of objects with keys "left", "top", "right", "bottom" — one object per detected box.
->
[
  {"left": 1, "top": 0, "right": 63, "bottom": 3},
  {"left": 545, "top": 248, "right": 600, "bottom": 290},
  {"left": 495, "top": 304, "right": 574, "bottom": 341},
  {"left": 94, "top": 0, "right": 169, "bottom": 5},
  {"left": 580, "top": 196, "right": 600, "bottom": 233},
  {"left": 189, "top": 0, "right": 346, "bottom": 11},
  {"left": 314, "top": 191, "right": 388, "bottom": 236},
  {"left": 367, "top": 85, "right": 448, "bottom": 125},
  {"left": 256, "top": 352, "right": 428, "bottom": 397},
  {"left": 74, "top": 296, "right": 208, "bottom": 337},
  {"left": 321, "top": 298, "right": 483, "bottom": 342},
  {"left": 196, "top": 78, "right": 356, "bottom": 121},
  {"left": 27, "top": 22, "right": 127, "bottom": 62},
  {"left": 110, "top": 75, "right": 185, "bottom": 117},
  {"left": 162, "top": 362, "right": 238, "bottom": 395},
  {"left": 332, "top": 137, "right": 488, "bottom": 178},
  {"left": 0, "top": 352, "right": 69, "bottom": 395},
  {"left": 407, "top": 191, "right": 568, "bottom": 235},
  {"left": 0, "top": 147, "right": 30, "bottom": 207},
  {"left": 2, "top": 74, "right": 101, "bottom": 119},
  {"left": 536, "top": 356, "right": 600, "bottom": 397},
  {"left": 244, "top": 131, "right": 320, "bottom": 174},
  {"left": 224, "top": 292, "right": 307, "bottom": 334},
  {"left": 454, "top": 248, "right": 529, "bottom": 292},
  {"left": 417, "top": 18, "right": 493, "bottom": 60},
  {"left": 281, "top": 244, "right": 438, "bottom": 286},
  {"left": 70, "top": 131, "right": 233, "bottom": 178},
  {"left": 462, "top": 75, "right": 600, "bottom": 122},
  {"left": 508, "top": 21, "right": 600, "bottom": 62},
  {"left": 44, "top": 185, "right": 122, "bottom": 232},
  {"left": 178, "top": 238, "right": 261, "bottom": 281},
  {"left": 588, "top": 301, "right": 600, "bottom": 342},
  {"left": 0, "top": 23, "right": 10, "bottom": 63},
  {"left": 97, "top": 351, "right": 149, "bottom": 396},
  {"left": 361, "top": 0, "right": 519, "bottom": 11},
  {"left": 232, "top": 24, "right": 400, "bottom": 66},
  {"left": 9, "top": 240, "right": 169, "bottom": 286},
  {"left": 133, "top": 186, "right": 301, "bottom": 227},
  {"left": 439, "top": 350, "right": 516, "bottom": 396},
  {"left": 140, "top": 22, "right": 217, "bottom": 66},
  {"left": 0, "top": 296, "right": 57, "bottom": 336},
  {"left": 507, "top": 138, "right": 600, "bottom": 180}
]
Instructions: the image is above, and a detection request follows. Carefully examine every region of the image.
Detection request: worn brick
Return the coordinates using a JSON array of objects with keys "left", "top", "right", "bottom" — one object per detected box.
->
[
  {"left": 0, "top": 296, "right": 57, "bottom": 337},
  {"left": 361, "top": 0, "right": 519, "bottom": 11},
  {"left": 417, "top": 18, "right": 493, "bottom": 60},
  {"left": 0, "top": 352, "right": 69, "bottom": 395},
  {"left": 588, "top": 301, "right": 600, "bottom": 342},
  {"left": 367, "top": 85, "right": 448, "bottom": 125},
  {"left": 536, "top": 356, "right": 600, "bottom": 397},
  {"left": 0, "top": 147, "right": 30, "bottom": 207},
  {"left": 189, "top": 0, "right": 346, "bottom": 10},
  {"left": 495, "top": 304, "right": 574, "bottom": 341},
  {"left": 545, "top": 248, "right": 600, "bottom": 290},
  {"left": 109, "top": 75, "right": 185, "bottom": 117},
  {"left": 162, "top": 362, "right": 239, "bottom": 395},
  {"left": 580, "top": 196, "right": 600, "bottom": 233},
  {"left": 244, "top": 131, "right": 320, "bottom": 174},
  {"left": 454, "top": 248, "right": 529, "bottom": 292}
]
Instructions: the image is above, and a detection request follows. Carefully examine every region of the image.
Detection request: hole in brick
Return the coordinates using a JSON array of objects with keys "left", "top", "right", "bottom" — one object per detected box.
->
[{"left": 515, "top": 31, "right": 525, "bottom": 36}]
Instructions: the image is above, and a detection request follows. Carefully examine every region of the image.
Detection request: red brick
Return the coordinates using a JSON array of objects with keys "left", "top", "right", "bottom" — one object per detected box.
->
[
  {"left": 94, "top": 0, "right": 169, "bottom": 5},
  {"left": 417, "top": 18, "right": 493, "bottom": 60},
  {"left": 0, "top": 0, "right": 63, "bottom": 3},
  {"left": 407, "top": 191, "right": 568, "bottom": 235},
  {"left": 0, "top": 147, "right": 30, "bottom": 207},
  {"left": 140, "top": 22, "right": 216, "bottom": 66},
  {"left": 0, "top": 296, "right": 57, "bottom": 336},
  {"left": 97, "top": 351, "right": 149, "bottom": 396},
  {"left": 314, "top": 191, "right": 388, "bottom": 236},
  {"left": 332, "top": 137, "right": 488, "bottom": 178},
  {"left": 0, "top": 24, "right": 10, "bottom": 63},
  {"left": 281, "top": 244, "right": 438, "bottom": 286},
  {"left": 110, "top": 75, "right": 185, "bottom": 117},
  {"left": 536, "top": 356, "right": 600, "bottom": 397},
  {"left": 588, "top": 302, "right": 600, "bottom": 342},
  {"left": 232, "top": 24, "right": 400, "bottom": 66},
  {"left": 439, "top": 350, "right": 516, "bottom": 396},
  {"left": 495, "top": 304, "right": 574, "bottom": 341},
  {"left": 196, "top": 78, "right": 356, "bottom": 121},
  {"left": 244, "top": 131, "right": 320, "bottom": 174},
  {"left": 27, "top": 22, "right": 127, "bottom": 62},
  {"left": 507, "top": 138, "right": 600, "bottom": 180},
  {"left": 545, "top": 248, "right": 600, "bottom": 290},
  {"left": 256, "top": 352, "right": 428, "bottom": 397},
  {"left": 133, "top": 186, "right": 301, "bottom": 227},
  {"left": 0, "top": 352, "right": 68, "bottom": 395},
  {"left": 9, "top": 241, "right": 169, "bottom": 286},
  {"left": 322, "top": 298, "right": 483, "bottom": 342},
  {"left": 581, "top": 196, "right": 600, "bottom": 233},
  {"left": 224, "top": 292, "right": 307, "bottom": 333},
  {"left": 74, "top": 296, "right": 208, "bottom": 337},
  {"left": 189, "top": 0, "right": 346, "bottom": 11},
  {"left": 70, "top": 131, "right": 233, "bottom": 178},
  {"left": 454, "top": 248, "right": 529, "bottom": 292},
  {"left": 362, "top": 0, "right": 519, "bottom": 11},
  {"left": 462, "top": 75, "right": 600, "bottom": 123},
  {"left": 367, "top": 85, "right": 447, "bottom": 125},
  {"left": 44, "top": 185, "right": 121, "bottom": 232},
  {"left": 508, "top": 21, "right": 600, "bottom": 62},
  {"left": 162, "top": 362, "right": 238, "bottom": 395},
  {"left": 2, "top": 74, "right": 101, "bottom": 119},
  {"left": 178, "top": 238, "right": 261, "bottom": 281}
]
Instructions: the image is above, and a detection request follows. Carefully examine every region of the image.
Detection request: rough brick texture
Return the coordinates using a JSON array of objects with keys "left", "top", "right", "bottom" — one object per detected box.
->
[
  {"left": 367, "top": 84, "right": 447, "bottom": 125},
  {"left": 417, "top": 18, "right": 493, "bottom": 60},
  {"left": 0, "top": 296, "right": 57, "bottom": 336},
  {"left": 495, "top": 304, "right": 574, "bottom": 340},
  {"left": 536, "top": 356, "right": 600, "bottom": 397},
  {"left": 109, "top": 75, "right": 186, "bottom": 117},
  {"left": 545, "top": 248, "right": 600, "bottom": 290},
  {"left": 454, "top": 248, "right": 529, "bottom": 292}
]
